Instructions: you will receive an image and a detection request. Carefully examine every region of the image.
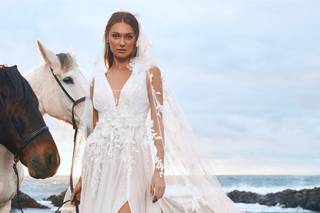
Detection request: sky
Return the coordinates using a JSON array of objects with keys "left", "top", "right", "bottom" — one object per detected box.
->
[{"left": 1, "top": 0, "right": 320, "bottom": 175}]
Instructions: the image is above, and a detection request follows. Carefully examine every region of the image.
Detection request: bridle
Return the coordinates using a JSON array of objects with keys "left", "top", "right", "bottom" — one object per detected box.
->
[
  {"left": 0, "top": 66, "right": 50, "bottom": 162},
  {"left": 49, "top": 67, "right": 85, "bottom": 213},
  {"left": 1, "top": 65, "right": 85, "bottom": 213},
  {"left": 1, "top": 95, "right": 50, "bottom": 213},
  {"left": 0, "top": 65, "right": 49, "bottom": 163},
  {"left": 0, "top": 66, "right": 50, "bottom": 213},
  {"left": 0, "top": 94, "right": 49, "bottom": 161},
  {"left": 49, "top": 67, "right": 86, "bottom": 131}
]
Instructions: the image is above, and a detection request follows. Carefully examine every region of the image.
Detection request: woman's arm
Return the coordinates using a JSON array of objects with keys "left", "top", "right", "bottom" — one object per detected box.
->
[
  {"left": 146, "top": 66, "right": 164, "bottom": 167},
  {"left": 146, "top": 66, "right": 166, "bottom": 201},
  {"left": 90, "top": 79, "right": 99, "bottom": 129}
]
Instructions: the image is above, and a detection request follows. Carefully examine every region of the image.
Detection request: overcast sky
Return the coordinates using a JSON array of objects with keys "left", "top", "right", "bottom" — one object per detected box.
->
[{"left": 1, "top": 0, "right": 320, "bottom": 175}]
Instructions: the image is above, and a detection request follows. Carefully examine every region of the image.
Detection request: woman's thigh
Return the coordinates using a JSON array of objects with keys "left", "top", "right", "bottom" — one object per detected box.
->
[{"left": 118, "top": 201, "right": 131, "bottom": 213}]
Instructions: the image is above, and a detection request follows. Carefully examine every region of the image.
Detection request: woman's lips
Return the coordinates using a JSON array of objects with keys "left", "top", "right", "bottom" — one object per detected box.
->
[{"left": 117, "top": 49, "right": 126, "bottom": 53}]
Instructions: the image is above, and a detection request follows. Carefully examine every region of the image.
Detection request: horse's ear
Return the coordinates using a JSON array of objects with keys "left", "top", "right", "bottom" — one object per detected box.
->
[{"left": 37, "top": 40, "right": 62, "bottom": 74}]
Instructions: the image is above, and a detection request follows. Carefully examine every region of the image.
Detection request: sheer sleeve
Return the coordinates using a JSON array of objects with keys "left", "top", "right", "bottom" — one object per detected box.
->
[
  {"left": 143, "top": 63, "right": 245, "bottom": 212},
  {"left": 146, "top": 66, "right": 165, "bottom": 177}
]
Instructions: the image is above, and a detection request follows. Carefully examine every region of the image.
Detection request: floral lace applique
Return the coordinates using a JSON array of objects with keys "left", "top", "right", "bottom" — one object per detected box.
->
[
  {"left": 186, "top": 181, "right": 208, "bottom": 212},
  {"left": 83, "top": 110, "right": 145, "bottom": 193}
]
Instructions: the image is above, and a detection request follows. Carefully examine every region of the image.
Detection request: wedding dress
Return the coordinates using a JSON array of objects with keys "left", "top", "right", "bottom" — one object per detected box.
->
[
  {"left": 80, "top": 60, "right": 164, "bottom": 212},
  {"left": 77, "top": 21, "right": 245, "bottom": 213}
]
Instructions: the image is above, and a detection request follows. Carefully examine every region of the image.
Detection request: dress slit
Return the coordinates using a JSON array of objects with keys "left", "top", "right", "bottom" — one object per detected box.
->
[{"left": 116, "top": 200, "right": 132, "bottom": 213}]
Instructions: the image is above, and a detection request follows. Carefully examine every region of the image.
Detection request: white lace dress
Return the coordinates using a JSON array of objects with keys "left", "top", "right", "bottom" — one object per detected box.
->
[
  {"left": 79, "top": 62, "right": 245, "bottom": 213},
  {"left": 80, "top": 64, "right": 161, "bottom": 213}
]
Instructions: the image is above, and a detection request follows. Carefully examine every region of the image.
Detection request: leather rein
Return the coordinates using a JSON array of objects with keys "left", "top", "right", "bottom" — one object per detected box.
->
[{"left": 49, "top": 67, "right": 85, "bottom": 213}]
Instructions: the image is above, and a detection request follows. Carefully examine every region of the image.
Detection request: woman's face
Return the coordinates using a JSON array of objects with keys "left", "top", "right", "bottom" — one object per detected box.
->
[{"left": 107, "top": 22, "right": 137, "bottom": 60}]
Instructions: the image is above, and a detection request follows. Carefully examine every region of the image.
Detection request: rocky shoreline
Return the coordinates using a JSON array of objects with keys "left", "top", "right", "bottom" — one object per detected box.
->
[
  {"left": 228, "top": 187, "right": 320, "bottom": 211},
  {"left": 12, "top": 187, "right": 320, "bottom": 211},
  {"left": 11, "top": 191, "right": 48, "bottom": 209}
]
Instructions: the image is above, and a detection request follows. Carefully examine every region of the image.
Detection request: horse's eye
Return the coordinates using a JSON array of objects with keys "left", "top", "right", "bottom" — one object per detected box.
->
[{"left": 63, "top": 76, "right": 74, "bottom": 84}]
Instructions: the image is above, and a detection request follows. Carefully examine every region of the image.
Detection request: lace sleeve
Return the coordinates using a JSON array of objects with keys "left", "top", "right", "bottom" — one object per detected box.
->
[{"left": 146, "top": 66, "right": 165, "bottom": 177}]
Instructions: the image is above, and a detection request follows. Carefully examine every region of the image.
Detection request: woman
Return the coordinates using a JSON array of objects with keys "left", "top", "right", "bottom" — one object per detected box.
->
[{"left": 74, "top": 11, "right": 245, "bottom": 213}]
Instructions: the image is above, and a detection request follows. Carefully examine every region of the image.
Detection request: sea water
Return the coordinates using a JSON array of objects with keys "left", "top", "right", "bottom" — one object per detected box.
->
[{"left": 11, "top": 175, "right": 320, "bottom": 213}]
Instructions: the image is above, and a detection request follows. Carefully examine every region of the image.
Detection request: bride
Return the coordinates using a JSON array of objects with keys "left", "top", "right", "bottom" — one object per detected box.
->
[{"left": 73, "top": 11, "right": 245, "bottom": 213}]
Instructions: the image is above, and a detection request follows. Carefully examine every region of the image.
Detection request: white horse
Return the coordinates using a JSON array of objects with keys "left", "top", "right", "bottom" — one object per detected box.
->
[
  {"left": 28, "top": 41, "right": 88, "bottom": 213},
  {"left": 26, "top": 41, "right": 87, "bottom": 124},
  {"left": 0, "top": 41, "right": 87, "bottom": 213}
]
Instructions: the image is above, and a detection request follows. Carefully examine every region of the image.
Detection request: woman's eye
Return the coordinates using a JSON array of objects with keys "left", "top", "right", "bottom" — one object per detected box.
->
[
  {"left": 63, "top": 76, "right": 74, "bottom": 84},
  {"left": 126, "top": 35, "right": 133, "bottom": 40},
  {"left": 112, "top": 34, "right": 120, "bottom": 39}
]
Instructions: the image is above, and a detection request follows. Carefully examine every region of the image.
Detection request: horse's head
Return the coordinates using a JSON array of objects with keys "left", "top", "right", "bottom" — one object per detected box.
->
[
  {"left": 0, "top": 66, "right": 60, "bottom": 179},
  {"left": 27, "top": 41, "right": 87, "bottom": 126}
]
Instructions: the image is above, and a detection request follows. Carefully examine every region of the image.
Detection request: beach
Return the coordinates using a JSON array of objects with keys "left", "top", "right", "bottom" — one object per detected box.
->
[{"left": 11, "top": 175, "right": 320, "bottom": 213}]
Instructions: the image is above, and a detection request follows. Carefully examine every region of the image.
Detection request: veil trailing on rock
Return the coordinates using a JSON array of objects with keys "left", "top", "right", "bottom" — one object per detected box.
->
[{"left": 76, "top": 15, "right": 244, "bottom": 213}]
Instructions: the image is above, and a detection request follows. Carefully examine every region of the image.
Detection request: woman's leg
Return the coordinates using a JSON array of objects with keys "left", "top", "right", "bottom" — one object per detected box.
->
[{"left": 117, "top": 201, "right": 131, "bottom": 213}]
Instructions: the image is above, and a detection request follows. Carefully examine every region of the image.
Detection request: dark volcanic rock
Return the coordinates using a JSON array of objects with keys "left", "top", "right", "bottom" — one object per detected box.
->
[
  {"left": 228, "top": 190, "right": 263, "bottom": 203},
  {"left": 227, "top": 187, "right": 320, "bottom": 212},
  {"left": 46, "top": 190, "right": 67, "bottom": 207},
  {"left": 11, "top": 190, "right": 48, "bottom": 209}
]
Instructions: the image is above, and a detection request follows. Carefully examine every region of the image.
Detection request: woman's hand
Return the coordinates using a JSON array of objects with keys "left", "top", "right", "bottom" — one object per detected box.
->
[
  {"left": 150, "top": 169, "right": 166, "bottom": 203},
  {"left": 71, "top": 178, "right": 82, "bottom": 205}
]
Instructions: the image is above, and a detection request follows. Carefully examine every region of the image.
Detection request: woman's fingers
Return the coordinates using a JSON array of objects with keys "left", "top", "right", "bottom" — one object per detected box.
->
[
  {"left": 76, "top": 191, "right": 81, "bottom": 200},
  {"left": 150, "top": 184, "right": 155, "bottom": 196},
  {"left": 154, "top": 185, "right": 165, "bottom": 200},
  {"left": 71, "top": 191, "right": 80, "bottom": 205},
  {"left": 72, "top": 185, "right": 81, "bottom": 204},
  {"left": 150, "top": 178, "right": 166, "bottom": 203},
  {"left": 152, "top": 196, "right": 158, "bottom": 203}
]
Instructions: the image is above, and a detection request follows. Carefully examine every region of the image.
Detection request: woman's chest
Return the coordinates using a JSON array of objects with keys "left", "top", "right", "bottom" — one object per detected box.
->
[{"left": 93, "top": 71, "right": 149, "bottom": 113}]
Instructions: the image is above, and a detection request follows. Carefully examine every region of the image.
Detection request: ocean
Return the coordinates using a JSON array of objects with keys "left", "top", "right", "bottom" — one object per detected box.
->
[{"left": 12, "top": 175, "right": 320, "bottom": 213}]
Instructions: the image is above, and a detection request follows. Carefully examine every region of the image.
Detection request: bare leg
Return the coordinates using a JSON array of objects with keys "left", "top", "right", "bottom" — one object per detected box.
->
[{"left": 117, "top": 201, "right": 131, "bottom": 213}]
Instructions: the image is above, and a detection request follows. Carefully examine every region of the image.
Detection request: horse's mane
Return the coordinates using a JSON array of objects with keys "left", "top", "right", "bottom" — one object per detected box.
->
[
  {"left": 0, "top": 65, "right": 39, "bottom": 106},
  {"left": 56, "top": 53, "right": 76, "bottom": 70}
]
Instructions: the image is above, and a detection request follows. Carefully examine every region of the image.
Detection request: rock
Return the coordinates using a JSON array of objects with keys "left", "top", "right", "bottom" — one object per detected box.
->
[
  {"left": 227, "top": 187, "right": 320, "bottom": 212},
  {"left": 11, "top": 190, "right": 48, "bottom": 209},
  {"left": 46, "top": 190, "right": 67, "bottom": 207},
  {"left": 228, "top": 190, "right": 263, "bottom": 203}
]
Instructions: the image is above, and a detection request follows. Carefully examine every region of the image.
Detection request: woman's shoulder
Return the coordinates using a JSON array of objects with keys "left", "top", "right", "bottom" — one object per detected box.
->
[
  {"left": 145, "top": 65, "right": 162, "bottom": 83},
  {"left": 147, "top": 66, "right": 161, "bottom": 76}
]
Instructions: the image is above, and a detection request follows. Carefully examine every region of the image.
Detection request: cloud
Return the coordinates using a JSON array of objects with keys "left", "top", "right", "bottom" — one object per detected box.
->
[{"left": 2, "top": 0, "right": 320, "bottom": 175}]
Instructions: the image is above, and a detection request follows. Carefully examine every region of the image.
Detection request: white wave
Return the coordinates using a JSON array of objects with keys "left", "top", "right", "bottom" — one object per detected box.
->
[
  {"left": 238, "top": 203, "right": 318, "bottom": 213},
  {"left": 223, "top": 185, "right": 319, "bottom": 195}
]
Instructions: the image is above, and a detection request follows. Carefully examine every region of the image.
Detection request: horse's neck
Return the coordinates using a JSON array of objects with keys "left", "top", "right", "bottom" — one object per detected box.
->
[
  {"left": 25, "top": 65, "right": 73, "bottom": 125},
  {"left": 25, "top": 65, "right": 53, "bottom": 115},
  {"left": 25, "top": 65, "right": 47, "bottom": 91}
]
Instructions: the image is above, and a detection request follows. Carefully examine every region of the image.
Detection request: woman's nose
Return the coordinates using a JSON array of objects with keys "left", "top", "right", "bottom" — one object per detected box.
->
[{"left": 119, "top": 37, "right": 125, "bottom": 47}]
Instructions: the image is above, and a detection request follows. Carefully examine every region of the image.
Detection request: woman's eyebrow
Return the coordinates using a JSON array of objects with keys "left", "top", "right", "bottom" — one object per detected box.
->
[{"left": 110, "top": 32, "right": 135, "bottom": 35}]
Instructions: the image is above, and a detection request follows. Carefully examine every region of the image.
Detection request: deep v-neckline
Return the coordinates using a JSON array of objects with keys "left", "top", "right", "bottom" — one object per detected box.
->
[{"left": 104, "top": 69, "right": 133, "bottom": 109}]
